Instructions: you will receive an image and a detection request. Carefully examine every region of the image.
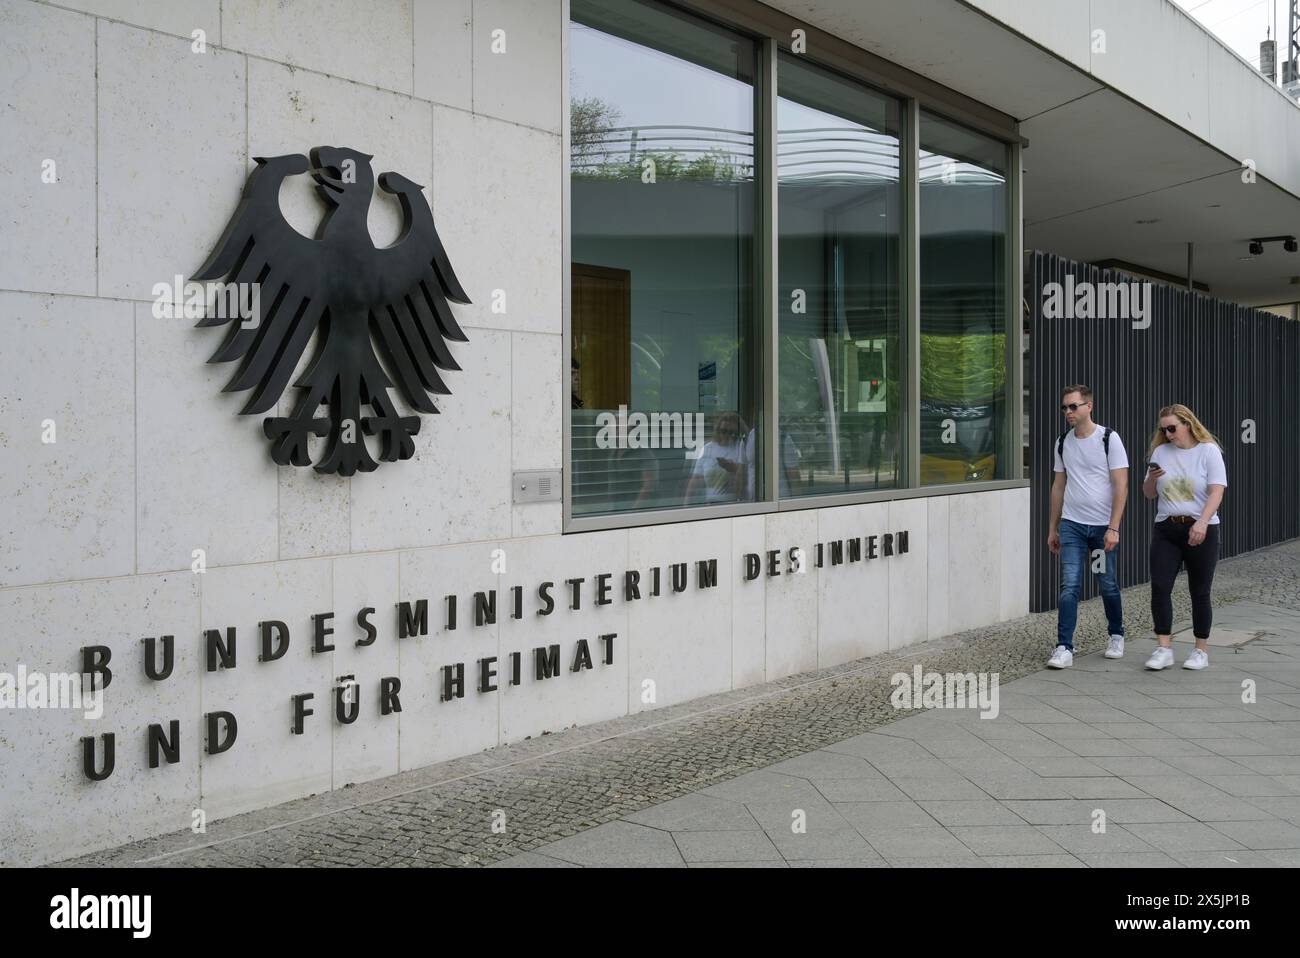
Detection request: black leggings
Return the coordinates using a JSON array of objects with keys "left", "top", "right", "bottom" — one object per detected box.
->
[{"left": 1150, "top": 520, "right": 1219, "bottom": 638}]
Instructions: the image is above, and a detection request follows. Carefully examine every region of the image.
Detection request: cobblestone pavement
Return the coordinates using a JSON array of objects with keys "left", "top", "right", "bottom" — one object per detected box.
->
[{"left": 60, "top": 539, "right": 1300, "bottom": 867}]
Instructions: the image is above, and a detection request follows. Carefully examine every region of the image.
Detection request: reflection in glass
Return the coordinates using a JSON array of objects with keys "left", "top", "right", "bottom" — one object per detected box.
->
[
  {"left": 569, "top": 0, "right": 761, "bottom": 517},
  {"left": 777, "top": 55, "right": 902, "bottom": 496},
  {"left": 919, "top": 113, "right": 1008, "bottom": 485}
]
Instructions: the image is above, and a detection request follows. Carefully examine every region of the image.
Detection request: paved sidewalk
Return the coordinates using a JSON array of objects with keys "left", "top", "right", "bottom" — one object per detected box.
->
[
  {"left": 58, "top": 540, "right": 1300, "bottom": 867},
  {"left": 495, "top": 597, "right": 1300, "bottom": 867}
]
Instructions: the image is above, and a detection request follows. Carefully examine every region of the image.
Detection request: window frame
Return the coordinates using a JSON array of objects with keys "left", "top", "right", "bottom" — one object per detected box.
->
[{"left": 562, "top": 0, "right": 1027, "bottom": 534}]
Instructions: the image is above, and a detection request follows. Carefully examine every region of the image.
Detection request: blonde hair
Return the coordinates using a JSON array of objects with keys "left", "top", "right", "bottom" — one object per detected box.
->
[{"left": 1147, "top": 404, "right": 1220, "bottom": 458}]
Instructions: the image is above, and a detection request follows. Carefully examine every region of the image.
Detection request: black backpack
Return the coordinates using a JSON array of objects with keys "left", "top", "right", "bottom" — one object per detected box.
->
[{"left": 1057, "top": 427, "right": 1112, "bottom": 471}]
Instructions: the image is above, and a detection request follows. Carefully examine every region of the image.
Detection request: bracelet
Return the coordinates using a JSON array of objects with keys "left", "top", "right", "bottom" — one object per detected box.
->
[{"left": 1107, "top": 528, "right": 1119, "bottom": 534}]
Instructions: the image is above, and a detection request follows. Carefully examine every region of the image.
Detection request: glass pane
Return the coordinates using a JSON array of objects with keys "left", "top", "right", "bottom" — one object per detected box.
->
[
  {"left": 570, "top": 0, "right": 761, "bottom": 517},
  {"left": 919, "top": 112, "right": 1008, "bottom": 485},
  {"left": 778, "top": 54, "right": 902, "bottom": 497}
]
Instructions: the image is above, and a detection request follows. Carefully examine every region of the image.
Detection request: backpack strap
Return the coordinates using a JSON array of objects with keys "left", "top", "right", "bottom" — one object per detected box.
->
[
  {"left": 1103, "top": 427, "right": 1112, "bottom": 463},
  {"left": 1057, "top": 430, "right": 1070, "bottom": 469}
]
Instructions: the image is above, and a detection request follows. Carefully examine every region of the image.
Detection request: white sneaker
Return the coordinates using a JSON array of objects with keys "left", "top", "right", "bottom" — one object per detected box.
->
[
  {"left": 1183, "top": 649, "right": 1209, "bottom": 670},
  {"left": 1104, "top": 635, "right": 1125, "bottom": 659},
  {"left": 1145, "top": 646, "right": 1175, "bottom": 670},
  {"left": 1047, "top": 646, "right": 1073, "bottom": 669}
]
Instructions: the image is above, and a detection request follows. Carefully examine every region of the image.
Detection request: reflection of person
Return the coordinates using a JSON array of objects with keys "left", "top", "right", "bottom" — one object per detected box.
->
[
  {"left": 744, "top": 427, "right": 801, "bottom": 499},
  {"left": 1046, "top": 385, "right": 1129, "bottom": 670},
  {"left": 1142, "top": 404, "right": 1227, "bottom": 672},
  {"left": 685, "top": 412, "right": 747, "bottom": 504},
  {"left": 571, "top": 356, "right": 584, "bottom": 409}
]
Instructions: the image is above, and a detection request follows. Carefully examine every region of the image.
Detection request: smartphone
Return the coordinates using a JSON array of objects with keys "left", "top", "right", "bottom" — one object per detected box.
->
[{"left": 1147, "top": 461, "right": 1161, "bottom": 473}]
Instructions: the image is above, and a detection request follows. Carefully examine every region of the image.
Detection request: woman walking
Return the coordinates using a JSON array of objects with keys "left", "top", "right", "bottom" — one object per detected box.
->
[{"left": 1142, "top": 404, "right": 1227, "bottom": 671}]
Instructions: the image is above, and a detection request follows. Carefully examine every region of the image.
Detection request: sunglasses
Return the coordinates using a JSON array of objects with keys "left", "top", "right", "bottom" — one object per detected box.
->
[
  {"left": 1060, "top": 401, "right": 1090, "bottom": 412},
  {"left": 1161, "top": 423, "right": 1181, "bottom": 434}
]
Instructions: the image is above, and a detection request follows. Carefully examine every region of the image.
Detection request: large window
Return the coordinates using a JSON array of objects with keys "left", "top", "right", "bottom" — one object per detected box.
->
[
  {"left": 567, "top": 0, "right": 1019, "bottom": 526},
  {"left": 778, "top": 55, "right": 902, "bottom": 497},
  {"left": 919, "top": 113, "right": 1009, "bottom": 485},
  {"left": 569, "top": 0, "right": 762, "bottom": 518}
]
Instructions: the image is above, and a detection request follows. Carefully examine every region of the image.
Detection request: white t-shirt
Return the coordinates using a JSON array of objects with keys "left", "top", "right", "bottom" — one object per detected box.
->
[
  {"left": 691, "top": 440, "right": 746, "bottom": 502},
  {"left": 1053, "top": 424, "right": 1129, "bottom": 527},
  {"left": 1150, "top": 441, "right": 1227, "bottom": 524}
]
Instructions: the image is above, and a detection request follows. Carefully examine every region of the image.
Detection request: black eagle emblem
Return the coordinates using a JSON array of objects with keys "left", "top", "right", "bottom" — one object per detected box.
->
[{"left": 193, "top": 146, "right": 470, "bottom": 476}]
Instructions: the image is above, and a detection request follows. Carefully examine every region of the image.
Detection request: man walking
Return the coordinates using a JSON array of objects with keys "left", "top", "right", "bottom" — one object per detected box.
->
[{"left": 1046, "top": 385, "right": 1129, "bottom": 668}]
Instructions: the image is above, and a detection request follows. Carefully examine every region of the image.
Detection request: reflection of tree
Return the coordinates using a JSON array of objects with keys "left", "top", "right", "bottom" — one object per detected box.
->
[
  {"left": 570, "top": 96, "right": 622, "bottom": 166},
  {"left": 570, "top": 98, "right": 752, "bottom": 183},
  {"left": 921, "top": 333, "right": 1005, "bottom": 403}
]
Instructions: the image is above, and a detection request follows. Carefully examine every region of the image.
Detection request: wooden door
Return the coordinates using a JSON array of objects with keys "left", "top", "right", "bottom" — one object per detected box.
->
[{"left": 572, "top": 263, "right": 631, "bottom": 410}]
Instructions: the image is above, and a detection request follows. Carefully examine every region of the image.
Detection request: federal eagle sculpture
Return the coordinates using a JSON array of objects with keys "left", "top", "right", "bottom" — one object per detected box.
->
[{"left": 193, "top": 146, "right": 470, "bottom": 476}]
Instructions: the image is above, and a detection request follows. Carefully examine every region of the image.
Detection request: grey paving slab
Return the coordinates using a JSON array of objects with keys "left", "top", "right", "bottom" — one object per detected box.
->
[
  {"left": 743, "top": 796, "right": 848, "bottom": 832},
  {"left": 1238, "top": 795, "right": 1300, "bottom": 820},
  {"left": 1167, "top": 850, "right": 1282, "bottom": 867},
  {"left": 1089, "top": 722, "right": 1172, "bottom": 739},
  {"left": 487, "top": 851, "right": 580, "bottom": 868},
  {"left": 963, "top": 776, "right": 1076, "bottom": 800},
  {"left": 1162, "top": 755, "right": 1255, "bottom": 777},
  {"left": 1123, "top": 822, "right": 1248, "bottom": 853},
  {"left": 916, "top": 738, "right": 1006, "bottom": 759},
  {"left": 866, "top": 758, "right": 974, "bottom": 781},
  {"left": 1033, "top": 824, "right": 1157, "bottom": 855},
  {"left": 786, "top": 859, "right": 891, "bottom": 868},
  {"left": 761, "top": 750, "right": 888, "bottom": 781},
  {"left": 762, "top": 827, "right": 884, "bottom": 863},
  {"left": 981, "top": 854, "right": 1086, "bottom": 867},
  {"left": 949, "top": 825, "right": 1068, "bottom": 856},
  {"left": 917, "top": 800, "right": 1028, "bottom": 827},
  {"left": 538, "top": 822, "right": 685, "bottom": 867},
  {"left": 1052, "top": 777, "right": 1151, "bottom": 799},
  {"left": 988, "top": 738, "right": 1078, "bottom": 758},
  {"left": 1199, "top": 775, "right": 1300, "bottom": 797},
  {"left": 1013, "top": 756, "right": 1113, "bottom": 778},
  {"left": 622, "top": 793, "right": 759, "bottom": 832},
  {"left": 687, "top": 860, "right": 789, "bottom": 868},
  {"left": 889, "top": 778, "right": 990, "bottom": 801},
  {"left": 1059, "top": 739, "right": 1146, "bottom": 757},
  {"left": 810, "top": 778, "right": 908, "bottom": 803},
  {"left": 672, "top": 830, "right": 783, "bottom": 863},
  {"left": 833, "top": 800, "right": 939, "bottom": 830},
  {"left": 1125, "top": 739, "right": 1218, "bottom": 757},
  {"left": 822, "top": 734, "right": 932, "bottom": 761},
  {"left": 1024, "top": 723, "right": 1119, "bottom": 741},
  {"left": 1155, "top": 795, "right": 1278, "bottom": 822},
  {"left": 1231, "top": 755, "right": 1300, "bottom": 775},
  {"left": 1004, "top": 799, "right": 1190, "bottom": 825},
  {"left": 1196, "top": 737, "right": 1300, "bottom": 756},
  {"left": 1072, "top": 851, "right": 1187, "bottom": 867},
  {"left": 1089, "top": 756, "right": 1193, "bottom": 777},
  {"left": 860, "top": 827, "right": 977, "bottom": 859},
  {"left": 698, "top": 770, "right": 825, "bottom": 804},
  {"left": 1258, "top": 849, "right": 1300, "bottom": 866},
  {"left": 1204, "top": 819, "right": 1300, "bottom": 849}
]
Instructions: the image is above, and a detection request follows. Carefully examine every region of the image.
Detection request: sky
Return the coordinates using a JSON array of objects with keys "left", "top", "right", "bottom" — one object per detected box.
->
[{"left": 1173, "top": 0, "right": 1295, "bottom": 73}]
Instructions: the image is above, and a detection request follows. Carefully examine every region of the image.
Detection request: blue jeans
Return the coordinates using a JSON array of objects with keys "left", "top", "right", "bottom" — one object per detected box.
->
[{"left": 1057, "top": 518, "right": 1124, "bottom": 650}]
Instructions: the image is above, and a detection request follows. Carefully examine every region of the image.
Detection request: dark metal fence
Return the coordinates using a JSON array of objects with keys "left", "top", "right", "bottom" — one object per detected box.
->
[{"left": 1028, "top": 251, "right": 1300, "bottom": 612}]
